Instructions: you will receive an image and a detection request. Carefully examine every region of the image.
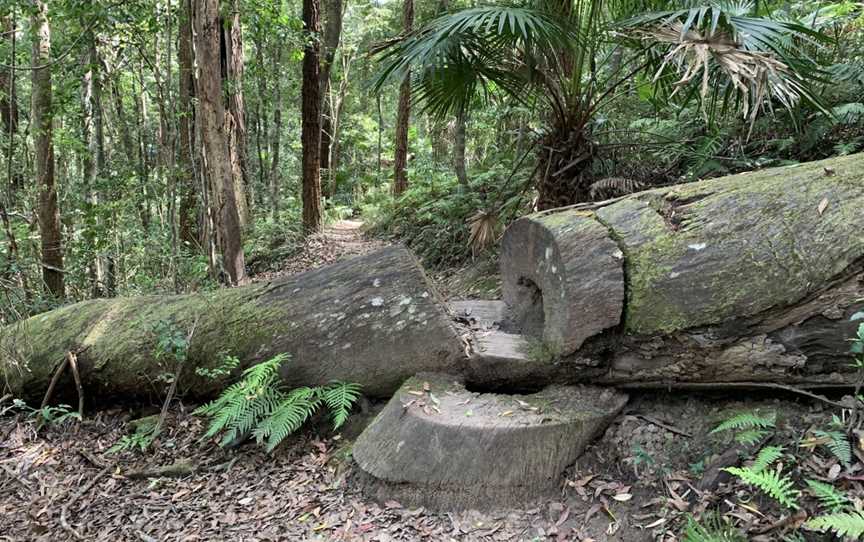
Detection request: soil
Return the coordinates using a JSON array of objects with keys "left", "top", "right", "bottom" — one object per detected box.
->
[{"left": 2, "top": 222, "right": 861, "bottom": 541}]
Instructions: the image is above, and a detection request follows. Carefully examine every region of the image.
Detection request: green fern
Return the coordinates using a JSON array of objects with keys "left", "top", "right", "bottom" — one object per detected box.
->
[
  {"left": 814, "top": 430, "right": 852, "bottom": 467},
  {"left": 194, "top": 354, "right": 362, "bottom": 452},
  {"left": 805, "top": 479, "right": 850, "bottom": 512},
  {"left": 318, "top": 381, "right": 363, "bottom": 429},
  {"left": 711, "top": 410, "right": 776, "bottom": 435},
  {"left": 807, "top": 511, "right": 864, "bottom": 538},
  {"left": 681, "top": 514, "right": 746, "bottom": 542},
  {"left": 734, "top": 429, "right": 768, "bottom": 446},
  {"left": 750, "top": 446, "right": 784, "bottom": 473},
  {"left": 723, "top": 466, "right": 800, "bottom": 509}
]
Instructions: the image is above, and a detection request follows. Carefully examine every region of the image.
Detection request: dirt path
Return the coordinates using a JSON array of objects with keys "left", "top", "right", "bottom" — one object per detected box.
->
[{"left": 252, "top": 219, "right": 387, "bottom": 281}]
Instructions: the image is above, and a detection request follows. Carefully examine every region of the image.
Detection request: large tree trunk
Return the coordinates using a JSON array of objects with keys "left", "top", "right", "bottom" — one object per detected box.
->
[
  {"left": 392, "top": 0, "right": 413, "bottom": 196},
  {"left": 1, "top": 247, "right": 464, "bottom": 402},
  {"left": 494, "top": 153, "right": 864, "bottom": 389},
  {"left": 193, "top": 0, "right": 247, "bottom": 285},
  {"left": 301, "top": 0, "right": 323, "bottom": 233},
  {"left": 31, "top": 0, "right": 64, "bottom": 299},
  {"left": 222, "top": 0, "right": 250, "bottom": 230},
  {"left": 319, "top": 0, "right": 344, "bottom": 182}
]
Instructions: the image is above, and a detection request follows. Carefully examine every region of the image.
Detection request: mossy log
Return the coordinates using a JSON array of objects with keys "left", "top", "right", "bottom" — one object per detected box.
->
[
  {"left": 499, "top": 153, "right": 864, "bottom": 387},
  {"left": 353, "top": 373, "right": 628, "bottom": 510},
  {"left": 1, "top": 247, "right": 465, "bottom": 401}
]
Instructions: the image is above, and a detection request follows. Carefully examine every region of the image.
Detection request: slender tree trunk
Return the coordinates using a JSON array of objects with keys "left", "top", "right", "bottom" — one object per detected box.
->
[
  {"left": 194, "top": 0, "right": 247, "bottom": 285},
  {"left": 31, "top": 0, "right": 64, "bottom": 299},
  {"left": 376, "top": 94, "right": 382, "bottom": 182},
  {"left": 269, "top": 48, "right": 284, "bottom": 217},
  {"left": 453, "top": 112, "right": 468, "bottom": 186},
  {"left": 1, "top": 14, "right": 21, "bottom": 196},
  {"left": 392, "top": 0, "right": 413, "bottom": 195},
  {"left": 222, "top": 0, "right": 250, "bottom": 230},
  {"left": 177, "top": 0, "right": 198, "bottom": 249},
  {"left": 301, "top": 0, "right": 323, "bottom": 233},
  {"left": 319, "top": 0, "right": 344, "bottom": 186},
  {"left": 82, "top": 11, "right": 112, "bottom": 297}
]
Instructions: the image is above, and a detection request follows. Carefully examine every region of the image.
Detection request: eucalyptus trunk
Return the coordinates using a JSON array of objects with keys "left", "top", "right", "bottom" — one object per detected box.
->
[
  {"left": 31, "top": 0, "right": 64, "bottom": 299},
  {"left": 301, "top": 0, "right": 324, "bottom": 233},
  {"left": 392, "top": 0, "right": 413, "bottom": 196}
]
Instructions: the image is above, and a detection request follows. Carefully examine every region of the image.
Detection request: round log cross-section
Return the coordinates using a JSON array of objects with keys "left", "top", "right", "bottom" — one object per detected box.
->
[{"left": 500, "top": 211, "right": 625, "bottom": 356}]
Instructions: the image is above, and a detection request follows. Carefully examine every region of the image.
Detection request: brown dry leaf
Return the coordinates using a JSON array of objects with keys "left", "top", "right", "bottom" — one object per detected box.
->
[{"left": 817, "top": 197, "right": 829, "bottom": 216}]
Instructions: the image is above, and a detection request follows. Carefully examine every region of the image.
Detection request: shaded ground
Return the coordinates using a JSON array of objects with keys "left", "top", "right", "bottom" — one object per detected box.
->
[{"left": 0, "top": 393, "right": 855, "bottom": 541}]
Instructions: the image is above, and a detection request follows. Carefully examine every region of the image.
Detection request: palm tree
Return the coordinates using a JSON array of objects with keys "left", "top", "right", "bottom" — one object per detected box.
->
[{"left": 374, "top": 1, "right": 829, "bottom": 209}]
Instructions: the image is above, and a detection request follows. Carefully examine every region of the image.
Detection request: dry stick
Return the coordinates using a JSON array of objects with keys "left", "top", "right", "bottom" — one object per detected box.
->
[
  {"left": 59, "top": 464, "right": 111, "bottom": 540},
  {"left": 616, "top": 381, "right": 851, "bottom": 410},
  {"left": 39, "top": 356, "right": 70, "bottom": 411},
  {"left": 152, "top": 317, "right": 200, "bottom": 439},
  {"left": 632, "top": 414, "right": 693, "bottom": 438},
  {"left": 0, "top": 393, "right": 11, "bottom": 405},
  {"left": 67, "top": 352, "right": 84, "bottom": 417}
]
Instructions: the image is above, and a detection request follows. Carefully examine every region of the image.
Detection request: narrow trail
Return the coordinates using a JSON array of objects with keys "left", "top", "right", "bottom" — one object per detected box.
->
[{"left": 253, "top": 219, "right": 387, "bottom": 281}]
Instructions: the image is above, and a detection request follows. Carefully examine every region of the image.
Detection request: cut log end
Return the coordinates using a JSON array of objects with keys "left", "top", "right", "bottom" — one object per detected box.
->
[
  {"left": 352, "top": 373, "right": 628, "bottom": 510},
  {"left": 500, "top": 211, "right": 625, "bottom": 356}
]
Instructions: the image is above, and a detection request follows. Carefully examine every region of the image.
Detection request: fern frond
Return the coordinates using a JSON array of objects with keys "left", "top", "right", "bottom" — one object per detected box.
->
[
  {"left": 734, "top": 429, "right": 767, "bottom": 446},
  {"left": 711, "top": 410, "right": 775, "bottom": 434},
  {"left": 807, "top": 511, "right": 864, "bottom": 538},
  {"left": 588, "top": 177, "right": 643, "bottom": 199},
  {"left": 319, "top": 382, "right": 363, "bottom": 429},
  {"left": 255, "top": 390, "right": 322, "bottom": 452},
  {"left": 805, "top": 479, "right": 850, "bottom": 512},
  {"left": 723, "top": 466, "right": 799, "bottom": 509},
  {"left": 750, "top": 446, "right": 784, "bottom": 473},
  {"left": 814, "top": 430, "right": 852, "bottom": 467},
  {"left": 681, "top": 513, "right": 747, "bottom": 542}
]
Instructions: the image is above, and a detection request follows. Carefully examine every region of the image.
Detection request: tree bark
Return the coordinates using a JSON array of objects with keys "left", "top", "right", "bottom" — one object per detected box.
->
[
  {"left": 301, "top": 0, "right": 323, "bottom": 233},
  {"left": 319, "top": 0, "right": 344, "bottom": 180},
  {"left": 193, "top": 0, "right": 247, "bottom": 285},
  {"left": 31, "top": 0, "right": 64, "bottom": 299},
  {"left": 177, "top": 0, "right": 198, "bottom": 249},
  {"left": 495, "top": 153, "right": 864, "bottom": 388},
  {"left": 1, "top": 14, "right": 21, "bottom": 193},
  {"left": 269, "top": 46, "right": 283, "bottom": 216},
  {"left": 392, "top": 0, "right": 413, "bottom": 196},
  {"left": 222, "top": 0, "right": 250, "bottom": 230},
  {"left": 1, "top": 247, "right": 464, "bottom": 401},
  {"left": 453, "top": 112, "right": 467, "bottom": 186}
]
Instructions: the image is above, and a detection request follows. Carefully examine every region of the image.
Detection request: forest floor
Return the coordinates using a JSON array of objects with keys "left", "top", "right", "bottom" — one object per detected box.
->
[{"left": 1, "top": 222, "right": 859, "bottom": 541}]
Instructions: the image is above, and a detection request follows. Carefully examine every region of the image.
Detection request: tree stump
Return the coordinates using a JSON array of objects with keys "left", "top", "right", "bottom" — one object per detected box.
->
[{"left": 352, "top": 373, "right": 628, "bottom": 510}]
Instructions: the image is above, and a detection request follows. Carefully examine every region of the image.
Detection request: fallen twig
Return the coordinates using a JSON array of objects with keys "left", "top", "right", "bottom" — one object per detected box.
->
[
  {"left": 124, "top": 458, "right": 197, "bottom": 480},
  {"left": 59, "top": 465, "right": 111, "bottom": 540},
  {"left": 0, "top": 463, "right": 30, "bottom": 490},
  {"left": 153, "top": 317, "right": 199, "bottom": 439},
  {"left": 617, "top": 381, "right": 851, "bottom": 410},
  {"left": 632, "top": 414, "right": 693, "bottom": 438}
]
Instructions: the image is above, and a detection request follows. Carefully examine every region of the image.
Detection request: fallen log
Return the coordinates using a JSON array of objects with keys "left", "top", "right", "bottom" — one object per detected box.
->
[
  {"left": 1, "top": 246, "right": 465, "bottom": 400},
  {"left": 497, "top": 153, "right": 864, "bottom": 387}
]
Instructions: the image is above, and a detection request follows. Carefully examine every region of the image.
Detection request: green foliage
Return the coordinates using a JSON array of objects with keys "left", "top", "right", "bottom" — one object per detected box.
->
[
  {"left": 194, "top": 354, "right": 362, "bottom": 452},
  {"left": 107, "top": 418, "right": 158, "bottom": 454},
  {"left": 805, "top": 479, "right": 851, "bottom": 512},
  {"left": 734, "top": 429, "right": 768, "bottom": 446},
  {"left": 681, "top": 514, "right": 747, "bottom": 542},
  {"left": 813, "top": 429, "right": 852, "bottom": 467},
  {"left": 722, "top": 466, "right": 800, "bottom": 509},
  {"left": 749, "top": 445, "right": 785, "bottom": 473},
  {"left": 806, "top": 511, "right": 864, "bottom": 538},
  {"left": 711, "top": 410, "right": 776, "bottom": 435},
  {"left": 8, "top": 399, "right": 81, "bottom": 427},
  {"left": 153, "top": 319, "right": 191, "bottom": 364},
  {"left": 195, "top": 354, "right": 241, "bottom": 380}
]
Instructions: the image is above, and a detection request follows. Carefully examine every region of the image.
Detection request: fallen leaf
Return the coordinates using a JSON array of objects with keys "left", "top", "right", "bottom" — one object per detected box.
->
[
  {"left": 612, "top": 493, "right": 632, "bottom": 502},
  {"left": 817, "top": 197, "right": 829, "bottom": 215}
]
